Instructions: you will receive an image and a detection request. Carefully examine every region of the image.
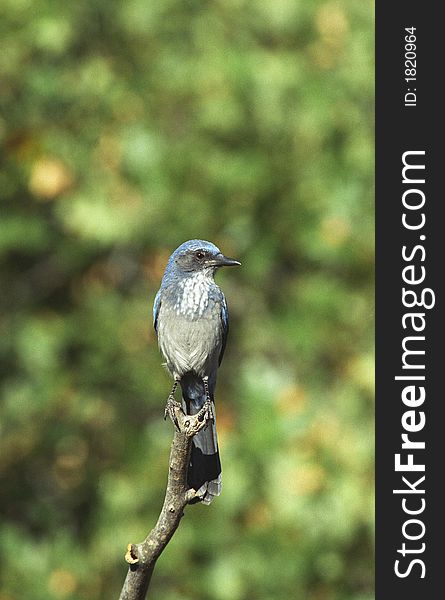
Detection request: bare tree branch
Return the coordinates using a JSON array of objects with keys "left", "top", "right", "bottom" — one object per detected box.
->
[{"left": 118, "top": 405, "right": 209, "bottom": 600}]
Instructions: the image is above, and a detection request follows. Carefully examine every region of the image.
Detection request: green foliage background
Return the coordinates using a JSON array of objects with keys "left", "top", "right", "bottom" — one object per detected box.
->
[{"left": 0, "top": 0, "right": 374, "bottom": 598}]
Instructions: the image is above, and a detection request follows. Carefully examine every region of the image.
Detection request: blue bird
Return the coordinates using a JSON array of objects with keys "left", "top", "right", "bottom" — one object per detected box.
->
[{"left": 153, "top": 240, "right": 240, "bottom": 504}]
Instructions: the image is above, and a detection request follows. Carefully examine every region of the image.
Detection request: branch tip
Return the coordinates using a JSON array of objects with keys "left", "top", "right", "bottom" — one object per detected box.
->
[
  {"left": 125, "top": 543, "right": 140, "bottom": 565},
  {"left": 185, "top": 488, "right": 198, "bottom": 503}
]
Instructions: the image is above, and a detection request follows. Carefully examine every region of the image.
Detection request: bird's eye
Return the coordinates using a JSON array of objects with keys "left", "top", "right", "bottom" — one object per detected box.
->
[{"left": 195, "top": 251, "right": 205, "bottom": 260}]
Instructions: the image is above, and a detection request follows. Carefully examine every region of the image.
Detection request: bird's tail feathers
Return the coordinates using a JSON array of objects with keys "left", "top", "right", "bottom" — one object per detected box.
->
[{"left": 180, "top": 377, "right": 221, "bottom": 505}]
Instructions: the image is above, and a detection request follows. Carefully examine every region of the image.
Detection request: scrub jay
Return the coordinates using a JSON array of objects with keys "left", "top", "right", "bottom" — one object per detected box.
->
[{"left": 153, "top": 240, "right": 240, "bottom": 504}]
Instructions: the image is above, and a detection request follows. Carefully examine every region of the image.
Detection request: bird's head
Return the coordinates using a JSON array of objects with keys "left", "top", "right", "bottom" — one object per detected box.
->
[{"left": 166, "top": 240, "right": 240, "bottom": 277}]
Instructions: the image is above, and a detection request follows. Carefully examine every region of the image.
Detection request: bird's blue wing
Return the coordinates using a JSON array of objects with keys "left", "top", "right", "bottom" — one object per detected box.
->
[
  {"left": 153, "top": 290, "right": 161, "bottom": 333},
  {"left": 219, "top": 295, "right": 229, "bottom": 365}
]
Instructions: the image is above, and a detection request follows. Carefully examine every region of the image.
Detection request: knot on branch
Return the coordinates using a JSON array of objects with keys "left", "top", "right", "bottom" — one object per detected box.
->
[{"left": 125, "top": 544, "right": 140, "bottom": 565}]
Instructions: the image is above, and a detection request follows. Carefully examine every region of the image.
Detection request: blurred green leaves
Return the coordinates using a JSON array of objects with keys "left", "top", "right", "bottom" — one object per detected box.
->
[{"left": 0, "top": 0, "right": 373, "bottom": 599}]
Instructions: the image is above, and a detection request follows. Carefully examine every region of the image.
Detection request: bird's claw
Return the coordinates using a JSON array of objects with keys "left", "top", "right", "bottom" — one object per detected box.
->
[
  {"left": 181, "top": 403, "right": 212, "bottom": 437},
  {"left": 164, "top": 379, "right": 213, "bottom": 437},
  {"left": 197, "top": 399, "right": 213, "bottom": 422},
  {"left": 164, "top": 395, "right": 182, "bottom": 432}
]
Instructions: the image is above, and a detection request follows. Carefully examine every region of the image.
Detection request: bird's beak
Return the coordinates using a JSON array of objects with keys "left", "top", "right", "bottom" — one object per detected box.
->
[{"left": 210, "top": 253, "right": 241, "bottom": 267}]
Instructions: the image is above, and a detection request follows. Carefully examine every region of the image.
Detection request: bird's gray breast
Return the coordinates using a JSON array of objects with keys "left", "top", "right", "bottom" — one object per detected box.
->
[{"left": 157, "top": 274, "right": 223, "bottom": 378}]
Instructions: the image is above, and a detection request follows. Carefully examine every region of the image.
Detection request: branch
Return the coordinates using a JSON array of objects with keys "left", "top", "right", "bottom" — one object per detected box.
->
[{"left": 118, "top": 404, "right": 209, "bottom": 600}]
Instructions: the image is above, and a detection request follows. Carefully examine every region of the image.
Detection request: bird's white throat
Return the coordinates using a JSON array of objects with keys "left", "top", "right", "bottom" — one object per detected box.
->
[{"left": 174, "top": 271, "right": 213, "bottom": 318}]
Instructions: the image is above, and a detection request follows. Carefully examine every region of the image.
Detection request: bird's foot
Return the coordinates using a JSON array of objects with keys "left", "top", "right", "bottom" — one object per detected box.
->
[
  {"left": 197, "top": 398, "right": 214, "bottom": 422},
  {"left": 164, "top": 395, "right": 182, "bottom": 432},
  {"left": 164, "top": 396, "right": 212, "bottom": 437},
  {"left": 164, "top": 377, "right": 213, "bottom": 436},
  {"left": 181, "top": 402, "right": 212, "bottom": 437}
]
